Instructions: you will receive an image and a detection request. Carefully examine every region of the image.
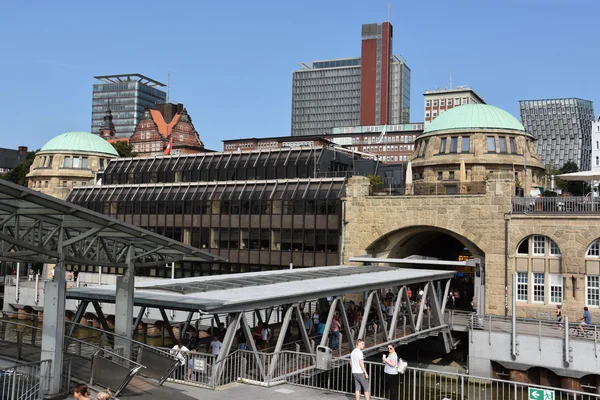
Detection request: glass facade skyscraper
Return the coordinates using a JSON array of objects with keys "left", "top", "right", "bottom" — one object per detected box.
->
[
  {"left": 519, "top": 98, "right": 595, "bottom": 171},
  {"left": 291, "top": 58, "right": 362, "bottom": 137},
  {"left": 291, "top": 22, "right": 410, "bottom": 137},
  {"left": 91, "top": 74, "right": 167, "bottom": 139}
]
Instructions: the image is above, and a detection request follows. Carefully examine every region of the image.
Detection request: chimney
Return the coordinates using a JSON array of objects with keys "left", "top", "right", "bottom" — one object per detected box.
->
[{"left": 18, "top": 146, "right": 28, "bottom": 155}]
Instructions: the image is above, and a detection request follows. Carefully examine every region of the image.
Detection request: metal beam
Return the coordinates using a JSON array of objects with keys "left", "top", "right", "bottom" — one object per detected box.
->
[
  {"left": 388, "top": 287, "right": 405, "bottom": 341},
  {"left": 293, "top": 305, "right": 313, "bottom": 353},
  {"left": 358, "top": 291, "right": 375, "bottom": 340},
  {"left": 240, "top": 313, "right": 266, "bottom": 381},
  {"left": 212, "top": 313, "right": 242, "bottom": 385},
  {"left": 319, "top": 298, "right": 339, "bottom": 348},
  {"left": 268, "top": 306, "right": 294, "bottom": 380}
]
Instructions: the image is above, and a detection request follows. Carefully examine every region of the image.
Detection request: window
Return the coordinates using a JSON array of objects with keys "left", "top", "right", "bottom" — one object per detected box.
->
[
  {"left": 517, "top": 272, "right": 528, "bottom": 301},
  {"left": 63, "top": 156, "right": 71, "bottom": 168},
  {"left": 461, "top": 97, "right": 468, "bottom": 104},
  {"left": 437, "top": 171, "right": 443, "bottom": 180},
  {"left": 440, "top": 99, "right": 445, "bottom": 106},
  {"left": 487, "top": 136, "right": 496, "bottom": 152},
  {"left": 549, "top": 240, "right": 561, "bottom": 256},
  {"left": 46, "top": 156, "right": 53, "bottom": 167},
  {"left": 448, "top": 99, "right": 453, "bottom": 106},
  {"left": 439, "top": 138, "right": 447, "bottom": 153},
  {"left": 433, "top": 100, "right": 438, "bottom": 107},
  {"left": 549, "top": 274, "right": 563, "bottom": 304},
  {"left": 588, "top": 240, "right": 600, "bottom": 257},
  {"left": 425, "top": 100, "right": 431, "bottom": 107},
  {"left": 99, "top": 159, "right": 105, "bottom": 170},
  {"left": 449, "top": 171, "right": 455, "bottom": 180},
  {"left": 433, "top": 111, "right": 438, "bottom": 117},
  {"left": 450, "top": 137, "right": 458, "bottom": 153},
  {"left": 596, "top": 141, "right": 599, "bottom": 150},
  {"left": 454, "top": 97, "right": 460, "bottom": 105},
  {"left": 462, "top": 137, "right": 470, "bottom": 153},
  {"left": 510, "top": 137, "right": 517, "bottom": 153},
  {"left": 425, "top": 111, "right": 430, "bottom": 118},
  {"left": 82, "top": 157, "right": 88, "bottom": 169},
  {"left": 587, "top": 275, "right": 600, "bottom": 306},
  {"left": 72, "top": 157, "right": 80, "bottom": 168},
  {"left": 498, "top": 137, "right": 507, "bottom": 153},
  {"left": 533, "top": 273, "right": 545, "bottom": 303},
  {"left": 596, "top": 156, "right": 599, "bottom": 167},
  {"left": 533, "top": 235, "right": 545, "bottom": 255}
]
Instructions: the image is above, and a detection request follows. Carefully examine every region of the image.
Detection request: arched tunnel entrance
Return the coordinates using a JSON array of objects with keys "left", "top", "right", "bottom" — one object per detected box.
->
[{"left": 367, "top": 226, "right": 485, "bottom": 310}]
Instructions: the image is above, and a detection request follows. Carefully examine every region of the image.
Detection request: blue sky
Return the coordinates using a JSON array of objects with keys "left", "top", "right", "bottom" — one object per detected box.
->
[{"left": 0, "top": 0, "right": 597, "bottom": 151}]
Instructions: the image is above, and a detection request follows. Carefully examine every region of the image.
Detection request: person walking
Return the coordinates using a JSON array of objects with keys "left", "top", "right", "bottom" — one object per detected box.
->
[
  {"left": 382, "top": 343, "right": 399, "bottom": 400},
  {"left": 170, "top": 341, "right": 189, "bottom": 379},
  {"left": 555, "top": 305, "right": 563, "bottom": 327},
  {"left": 350, "top": 339, "right": 370, "bottom": 400}
]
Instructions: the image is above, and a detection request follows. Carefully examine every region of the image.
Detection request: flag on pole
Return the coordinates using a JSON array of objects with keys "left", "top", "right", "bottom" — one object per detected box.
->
[
  {"left": 377, "top": 125, "right": 388, "bottom": 144},
  {"left": 164, "top": 138, "right": 173, "bottom": 155}
]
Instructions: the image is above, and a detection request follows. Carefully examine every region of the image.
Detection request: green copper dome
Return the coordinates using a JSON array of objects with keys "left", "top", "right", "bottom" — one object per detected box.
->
[
  {"left": 39, "top": 132, "right": 119, "bottom": 156},
  {"left": 423, "top": 104, "right": 525, "bottom": 134}
]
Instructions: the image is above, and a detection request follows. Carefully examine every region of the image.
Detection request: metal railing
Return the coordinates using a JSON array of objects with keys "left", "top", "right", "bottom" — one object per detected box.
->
[
  {"left": 512, "top": 196, "right": 600, "bottom": 214},
  {"left": 0, "top": 360, "right": 51, "bottom": 400}
]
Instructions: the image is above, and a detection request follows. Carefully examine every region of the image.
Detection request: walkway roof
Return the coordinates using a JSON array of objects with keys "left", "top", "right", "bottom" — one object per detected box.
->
[
  {"left": 0, "top": 179, "right": 223, "bottom": 267},
  {"left": 66, "top": 265, "right": 455, "bottom": 313}
]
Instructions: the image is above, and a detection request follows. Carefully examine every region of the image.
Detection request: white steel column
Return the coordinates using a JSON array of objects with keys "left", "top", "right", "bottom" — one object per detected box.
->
[
  {"left": 373, "top": 292, "right": 388, "bottom": 342},
  {"left": 388, "top": 287, "right": 405, "bottom": 340},
  {"left": 336, "top": 298, "right": 354, "bottom": 345},
  {"left": 415, "top": 282, "right": 431, "bottom": 332},
  {"left": 240, "top": 314, "right": 266, "bottom": 380},
  {"left": 358, "top": 291, "right": 375, "bottom": 340},
  {"left": 267, "top": 305, "right": 294, "bottom": 379},
  {"left": 114, "top": 247, "right": 135, "bottom": 359},
  {"left": 401, "top": 287, "right": 416, "bottom": 333},
  {"left": 440, "top": 279, "right": 451, "bottom": 314},
  {"left": 40, "top": 228, "right": 66, "bottom": 394},
  {"left": 318, "top": 298, "right": 339, "bottom": 348},
  {"left": 212, "top": 313, "right": 242, "bottom": 384},
  {"left": 293, "top": 305, "right": 313, "bottom": 353}
]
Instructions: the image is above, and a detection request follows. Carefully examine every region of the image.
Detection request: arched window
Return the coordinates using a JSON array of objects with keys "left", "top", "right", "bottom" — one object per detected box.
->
[
  {"left": 585, "top": 239, "right": 600, "bottom": 306},
  {"left": 515, "top": 235, "right": 562, "bottom": 304}
]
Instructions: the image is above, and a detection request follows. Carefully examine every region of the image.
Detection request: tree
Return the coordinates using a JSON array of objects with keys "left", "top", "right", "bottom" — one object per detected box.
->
[
  {"left": 112, "top": 141, "right": 136, "bottom": 158},
  {"left": 1, "top": 151, "right": 37, "bottom": 187},
  {"left": 556, "top": 160, "right": 588, "bottom": 196}
]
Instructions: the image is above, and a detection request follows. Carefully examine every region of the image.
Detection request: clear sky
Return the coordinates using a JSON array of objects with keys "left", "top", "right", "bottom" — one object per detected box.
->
[{"left": 0, "top": 0, "right": 597, "bottom": 151}]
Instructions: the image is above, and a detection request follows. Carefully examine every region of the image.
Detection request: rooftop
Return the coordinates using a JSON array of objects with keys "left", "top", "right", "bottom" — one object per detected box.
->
[
  {"left": 39, "top": 131, "right": 119, "bottom": 156},
  {"left": 93, "top": 73, "right": 166, "bottom": 88},
  {"left": 422, "top": 104, "right": 525, "bottom": 135},
  {"left": 66, "top": 265, "right": 454, "bottom": 313}
]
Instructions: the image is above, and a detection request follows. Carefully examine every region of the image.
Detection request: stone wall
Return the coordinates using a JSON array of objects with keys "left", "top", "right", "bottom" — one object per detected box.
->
[{"left": 344, "top": 175, "right": 600, "bottom": 318}]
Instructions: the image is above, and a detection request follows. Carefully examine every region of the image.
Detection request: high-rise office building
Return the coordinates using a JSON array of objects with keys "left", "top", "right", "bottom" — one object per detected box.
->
[
  {"left": 291, "top": 22, "right": 410, "bottom": 137},
  {"left": 91, "top": 74, "right": 167, "bottom": 139},
  {"left": 423, "top": 86, "right": 485, "bottom": 127},
  {"left": 519, "top": 98, "right": 595, "bottom": 170}
]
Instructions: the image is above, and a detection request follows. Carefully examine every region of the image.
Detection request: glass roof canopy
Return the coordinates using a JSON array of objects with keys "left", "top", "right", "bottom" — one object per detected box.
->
[
  {"left": 0, "top": 179, "right": 223, "bottom": 268},
  {"left": 66, "top": 265, "right": 455, "bottom": 313},
  {"left": 68, "top": 178, "right": 346, "bottom": 203}
]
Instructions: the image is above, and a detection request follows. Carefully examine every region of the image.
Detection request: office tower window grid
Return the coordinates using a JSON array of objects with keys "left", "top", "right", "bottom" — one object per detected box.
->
[{"left": 519, "top": 98, "right": 595, "bottom": 170}]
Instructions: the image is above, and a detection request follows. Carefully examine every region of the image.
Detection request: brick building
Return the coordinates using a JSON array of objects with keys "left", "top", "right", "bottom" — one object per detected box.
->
[
  {"left": 129, "top": 103, "right": 204, "bottom": 157},
  {"left": 223, "top": 123, "right": 422, "bottom": 164}
]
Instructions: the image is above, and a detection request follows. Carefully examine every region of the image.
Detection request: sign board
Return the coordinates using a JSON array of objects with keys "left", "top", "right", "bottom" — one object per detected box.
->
[{"left": 528, "top": 387, "right": 555, "bottom": 400}]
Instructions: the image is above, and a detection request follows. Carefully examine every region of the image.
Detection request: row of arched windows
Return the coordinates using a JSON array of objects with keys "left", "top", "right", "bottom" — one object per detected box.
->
[{"left": 514, "top": 235, "right": 600, "bottom": 307}]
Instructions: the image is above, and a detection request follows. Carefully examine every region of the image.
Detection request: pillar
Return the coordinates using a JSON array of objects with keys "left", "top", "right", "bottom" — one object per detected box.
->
[
  {"left": 114, "top": 247, "right": 135, "bottom": 359},
  {"left": 40, "top": 230, "right": 66, "bottom": 394}
]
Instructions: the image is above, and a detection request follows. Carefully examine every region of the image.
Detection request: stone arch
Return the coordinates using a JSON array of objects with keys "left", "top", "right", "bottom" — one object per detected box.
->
[{"left": 366, "top": 225, "right": 485, "bottom": 260}]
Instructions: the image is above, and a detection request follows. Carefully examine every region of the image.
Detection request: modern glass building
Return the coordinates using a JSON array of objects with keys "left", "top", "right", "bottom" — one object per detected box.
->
[
  {"left": 66, "top": 148, "right": 380, "bottom": 278},
  {"left": 91, "top": 74, "right": 167, "bottom": 139},
  {"left": 291, "top": 58, "right": 362, "bottom": 137},
  {"left": 519, "top": 98, "right": 595, "bottom": 170},
  {"left": 291, "top": 22, "right": 411, "bottom": 137}
]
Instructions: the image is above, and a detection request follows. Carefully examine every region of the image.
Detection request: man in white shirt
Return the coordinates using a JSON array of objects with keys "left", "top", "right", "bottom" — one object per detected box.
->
[
  {"left": 350, "top": 339, "right": 370, "bottom": 400},
  {"left": 210, "top": 335, "right": 222, "bottom": 356}
]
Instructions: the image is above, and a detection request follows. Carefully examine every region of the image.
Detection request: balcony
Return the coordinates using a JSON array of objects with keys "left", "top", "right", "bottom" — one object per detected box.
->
[
  {"left": 370, "top": 181, "right": 487, "bottom": 196},
  {"left": 512, "top": 196, "right": 600, "bottom": 214}
]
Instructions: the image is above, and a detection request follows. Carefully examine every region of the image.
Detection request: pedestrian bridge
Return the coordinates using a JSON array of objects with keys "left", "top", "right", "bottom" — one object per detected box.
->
[{"left": 445, "top": 310, "right": 600, "bottom": 387}]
